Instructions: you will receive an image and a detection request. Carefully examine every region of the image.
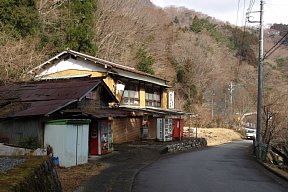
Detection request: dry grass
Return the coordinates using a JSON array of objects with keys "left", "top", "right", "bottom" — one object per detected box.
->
[
  {"left": 196, "top": 128, "right": 243, "bottom": 146},
  {"left": 56, "top": 162, "right": 109, "bottom": 192},
  {"left": 0, "top": 156, "right": 48, "bottom": 192}
]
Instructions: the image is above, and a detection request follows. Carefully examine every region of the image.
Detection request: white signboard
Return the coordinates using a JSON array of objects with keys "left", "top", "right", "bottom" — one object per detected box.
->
[{"left": 168, "top": 91, "right": 175, "bottom": 109}]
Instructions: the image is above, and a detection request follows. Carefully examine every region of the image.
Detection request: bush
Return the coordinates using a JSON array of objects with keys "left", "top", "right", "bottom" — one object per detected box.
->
[
  {"left": 276, "top": 57, "right": 285, "bottom": 68},
  {"left": 18, "top": 137, "right": 40, "bottom": 149}
]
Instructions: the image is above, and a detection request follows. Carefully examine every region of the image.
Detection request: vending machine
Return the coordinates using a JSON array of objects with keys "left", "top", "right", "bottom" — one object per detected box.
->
[
  {"left": 89, "top": 120, "right": 113, "bottom": 155},
  {"left": 172, "top": 119, "right": 184, "bottom": 141},
  {"left": 157, "top": 118, "right": 172, "bottom": 141},
  {"left": 100, "top": 120, "right": 109, "bottom": 154}
]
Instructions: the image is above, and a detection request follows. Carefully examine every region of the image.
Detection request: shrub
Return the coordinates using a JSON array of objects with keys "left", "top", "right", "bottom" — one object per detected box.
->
[{"left": 18, "top": 137, "right": 40, "bottom": 149}]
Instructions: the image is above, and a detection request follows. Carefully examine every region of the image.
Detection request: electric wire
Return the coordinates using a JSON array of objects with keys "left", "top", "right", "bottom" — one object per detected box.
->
[
  {"left": 235, "top": 0, "right": 247, "bottom": 81},
  {"left": 264, "top": 31, "right": 288, "bottom": 58},
  {"left": 246, "top": 0, "right": 255, "bottom": 14},
  {"left": 239, "top": 0, "right": 247, "bottom": 62},
  {"left": 236, "top": 0, "right": 241, "bottom": 26},
  {"left": 246, "top": 0, "right": 255, "bottom": 22},
  {"left": 241, "top": 0, "right": 246, "bottom": 26}
]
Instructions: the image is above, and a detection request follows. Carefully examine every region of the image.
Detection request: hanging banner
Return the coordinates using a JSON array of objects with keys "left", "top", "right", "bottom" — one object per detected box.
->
[{"left": 168, "top": 91, "right": 175, "bottom": 109}]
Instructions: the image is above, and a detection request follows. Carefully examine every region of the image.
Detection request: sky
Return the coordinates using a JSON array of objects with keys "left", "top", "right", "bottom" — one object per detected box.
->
[{"left": 150, "top": 0, "right": 288, "bottom": 26}]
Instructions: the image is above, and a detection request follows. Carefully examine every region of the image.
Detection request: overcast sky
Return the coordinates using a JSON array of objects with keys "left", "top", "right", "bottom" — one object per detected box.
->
[{"left": 151, "top": 0, "right": 288, "bottom": 26}]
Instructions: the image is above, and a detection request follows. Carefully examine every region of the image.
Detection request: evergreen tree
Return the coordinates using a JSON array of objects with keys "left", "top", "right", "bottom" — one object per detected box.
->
[
  {"left": 66, "top": 0, "right": 97, "bottom": 55},
  {"left": 136, "top": 47, "right": 155, "bottom": 75},
  {"left": 0, "top": 0, "right": 39, "bottom": 38}
]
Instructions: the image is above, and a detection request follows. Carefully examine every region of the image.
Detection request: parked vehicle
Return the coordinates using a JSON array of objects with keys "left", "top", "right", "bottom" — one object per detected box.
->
[{"left": 245, "top": 128, "right": 256, "bottom": 140}]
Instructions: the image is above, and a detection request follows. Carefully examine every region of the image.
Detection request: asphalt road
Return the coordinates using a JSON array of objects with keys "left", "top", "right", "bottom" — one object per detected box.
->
[{"left": 132, "top": 140, "right": 288, "bottom": 192}]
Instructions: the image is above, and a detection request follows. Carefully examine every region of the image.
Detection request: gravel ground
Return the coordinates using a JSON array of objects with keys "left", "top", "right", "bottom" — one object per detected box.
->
[{"left": 0, "top": 157, "right": 26, "bottom": 173}]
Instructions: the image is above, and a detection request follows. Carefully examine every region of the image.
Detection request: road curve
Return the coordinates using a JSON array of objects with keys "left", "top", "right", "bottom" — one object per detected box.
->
[{"left": 132, "top": 140, "right": 288, "bottom": 192}]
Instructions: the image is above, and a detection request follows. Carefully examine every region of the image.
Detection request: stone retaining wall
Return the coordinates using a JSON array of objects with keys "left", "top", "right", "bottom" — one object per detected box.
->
[
  {"left": 166, "top": 138, "right": 207, "bottom": 153},
  {"left": 0, "top": 157, "right": 62, "bottom": 192}
]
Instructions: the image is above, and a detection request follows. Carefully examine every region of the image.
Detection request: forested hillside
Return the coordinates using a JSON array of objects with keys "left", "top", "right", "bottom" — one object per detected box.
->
[{"left": 1, "top": 0, "right": 287, "bottom": 142}]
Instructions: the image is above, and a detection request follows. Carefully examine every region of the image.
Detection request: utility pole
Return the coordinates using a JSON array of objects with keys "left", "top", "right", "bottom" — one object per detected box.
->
[
  {"left": 246, "top": 1, "right": 265, "bottom": 160},
  {"left": 229, "top": 82, "right": 234, "bottom": 106},
  {"left": 211, "top": 90, "right": 215, "bottom": 119},
  {"left": 256, "top": 0, "right": 264, "bottom": 160},
  {"left": 224, "top": 92, "right": 227, "bottom": 116},
  {"left": 228, "top": 81, "right": 235, "bottom": 115}
]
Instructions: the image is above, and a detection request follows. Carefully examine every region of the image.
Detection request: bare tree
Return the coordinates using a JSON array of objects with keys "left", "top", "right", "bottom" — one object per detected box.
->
[
  {"left": 262, "top": 92, "right": 288, "bottom": 145},
  {"left": 0, "top": 36, "right": 48, "bottom": 82}
]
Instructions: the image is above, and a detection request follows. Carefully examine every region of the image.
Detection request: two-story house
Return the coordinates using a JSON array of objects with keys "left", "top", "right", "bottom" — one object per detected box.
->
[{"left": 29, "top": 49, "right": 185, "bottom": 151}]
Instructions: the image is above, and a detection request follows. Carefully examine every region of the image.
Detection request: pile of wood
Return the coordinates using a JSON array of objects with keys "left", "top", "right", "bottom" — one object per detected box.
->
[{"left": 267, "top": 145, "right": 288, "bottom": 172}]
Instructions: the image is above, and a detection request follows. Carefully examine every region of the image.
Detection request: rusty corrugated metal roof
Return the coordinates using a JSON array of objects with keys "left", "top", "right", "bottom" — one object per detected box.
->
[{"left": 0, "top": 78, "right": 103, "bottom": 118}]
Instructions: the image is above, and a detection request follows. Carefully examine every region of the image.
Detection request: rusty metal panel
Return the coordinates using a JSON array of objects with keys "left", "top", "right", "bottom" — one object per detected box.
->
[{"left": 0, "top": 78, "right": 102, "bottom": 118}]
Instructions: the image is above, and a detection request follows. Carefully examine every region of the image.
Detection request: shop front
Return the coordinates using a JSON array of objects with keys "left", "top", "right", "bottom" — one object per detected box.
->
[{"left": 89, "top": 119, "right": 113, "bottom": 155}]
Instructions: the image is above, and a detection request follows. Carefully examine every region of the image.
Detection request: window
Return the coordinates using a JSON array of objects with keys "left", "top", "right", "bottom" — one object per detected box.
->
[
  {"left": 145, "top": 85, "right": 161, "bottom": 107},
  {"left": 121, "top": 83, "right": 140, "bottom": 106}
]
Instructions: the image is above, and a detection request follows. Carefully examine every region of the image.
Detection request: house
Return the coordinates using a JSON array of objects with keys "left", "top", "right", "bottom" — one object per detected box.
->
[
  {"left": 28, "top": 49, "right": 186, "bottom": 143},
  {"left": 0, "top": 77, "right": 130, "bottom": 166}
]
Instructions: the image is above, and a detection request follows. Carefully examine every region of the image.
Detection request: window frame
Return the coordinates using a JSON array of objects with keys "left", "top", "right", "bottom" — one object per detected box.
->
[
  {"left": 121, "top": 83, "right": 140, "bottom": 106},
  {"left": 145, "top": 85, "right": 161, "bottom": 108}
]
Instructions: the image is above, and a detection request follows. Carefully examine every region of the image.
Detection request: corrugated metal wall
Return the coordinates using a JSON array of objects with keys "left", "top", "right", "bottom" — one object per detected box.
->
[
  {"left": 0, "top": 119, "right": 42, "bottom": 146},
  {"left": 112, "top": 117, "right": 141, "bottom": 144},
  {"left": 44, "top": 123, "right": 89, "bottom": 167}
]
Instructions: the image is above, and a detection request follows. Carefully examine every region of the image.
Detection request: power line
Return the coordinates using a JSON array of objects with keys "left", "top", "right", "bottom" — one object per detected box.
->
[
  {"left": 247, "top": 0, "right": 255, "bottom": 14},
  {"left": 236, "top": 0, "right": 241, "bottom": 26},
  {"left": 246, "top": 0, "right": 256, "bottom": 23},
  {"left": 235, "top": 0, "right": 247, "bottom": 81},
  {"left": 239, "top": 0, "right": 248, "bottom": 62},
  {"left": 264, "top": 31, "right": 288, "bottom": 58},
  {"left": 241, "top": 0, "right": 246, "bottom": 26}
]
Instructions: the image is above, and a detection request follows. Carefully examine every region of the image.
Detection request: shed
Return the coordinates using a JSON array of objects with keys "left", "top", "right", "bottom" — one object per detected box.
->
[{"left": 44, "top": 119, "right": 90, "bottom": 167}]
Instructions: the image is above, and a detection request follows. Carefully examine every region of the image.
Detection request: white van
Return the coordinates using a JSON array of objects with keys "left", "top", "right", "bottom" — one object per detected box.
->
[{"left": 245, "top": 128, "right": 256, "bottom": 140}]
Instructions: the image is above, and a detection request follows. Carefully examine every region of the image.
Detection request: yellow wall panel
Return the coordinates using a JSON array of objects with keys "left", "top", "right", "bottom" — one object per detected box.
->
[
  {"left": 162, "top": 91, "right": 167, "bottom": 109},
  {"left": 139, "top": 86, "right": 145, "bottom": 107},
  {"left": 103, "top": 76, "right": 116, "bottom": 96},
  {"left": 46, "top": 69, "right": 105, "bottom": 78}
]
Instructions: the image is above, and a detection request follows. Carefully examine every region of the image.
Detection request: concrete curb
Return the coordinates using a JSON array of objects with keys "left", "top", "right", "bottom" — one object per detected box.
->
[{"left": 257, "top": 160, "right": 288, "bottom": 182}]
